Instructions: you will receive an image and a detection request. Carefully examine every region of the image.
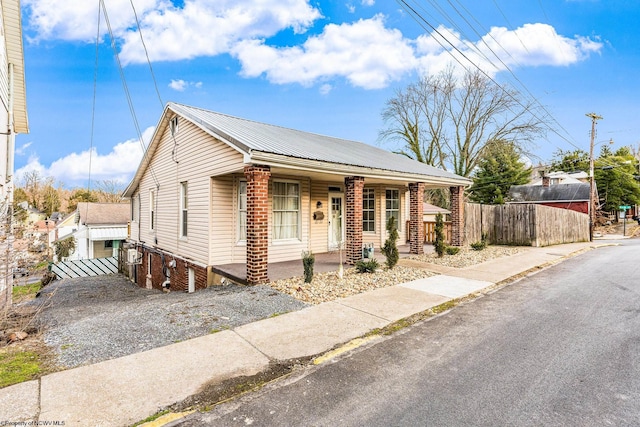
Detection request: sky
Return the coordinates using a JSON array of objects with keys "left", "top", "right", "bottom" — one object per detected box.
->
[{"left": 12, "top": 0, "right": 640, "bottom": 189}]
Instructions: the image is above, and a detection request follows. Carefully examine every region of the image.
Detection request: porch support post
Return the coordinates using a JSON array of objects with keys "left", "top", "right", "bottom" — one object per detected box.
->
[
  {"left": 244, "top": 165, "right": 271, "bottom": 284},
  {"left": 409, "top": 182, "right": 425, "bottom": 254},
  {"left": 345, "top": 176, "right": 364, "bottom": 265},
  {"left": 450, "top": 185, "right": 465, "bottom": 246}
]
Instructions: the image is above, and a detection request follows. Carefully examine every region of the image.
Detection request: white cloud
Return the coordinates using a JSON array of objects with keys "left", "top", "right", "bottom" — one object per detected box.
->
[
  {"left": 414, "top": 23, "right": 604, "bottom": 78},
  {"left": 15, "top": 127, "right": 155, "bottom": 187},
  {"left": 319, "top": 83, "right": 333, "bottom": 95},
  {"left": 23, "top": 0, "right": 602, "bottom": 89},
  {"left": 24, "top": 0, "right": 321, "bottom": 64},
  {"left": 168, "top": 79, "right": 203, "bottom": 91},
  {"left": 233, "top": 15, "right": 416, "bottom": 89},
  {"left": 15, "top": 142, "right": 33, "bottom": 156}
]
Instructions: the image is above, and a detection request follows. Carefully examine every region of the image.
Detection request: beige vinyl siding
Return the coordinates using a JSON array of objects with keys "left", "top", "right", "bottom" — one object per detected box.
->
[
  {"left": 134, "top": 117, "right": 244, "bottom": 266},
  {"left": 0, "top": 6, "right": 8, "bottom": 110},
  {"left": 309, "top": 180, "right": 330, "bottom": 253}
]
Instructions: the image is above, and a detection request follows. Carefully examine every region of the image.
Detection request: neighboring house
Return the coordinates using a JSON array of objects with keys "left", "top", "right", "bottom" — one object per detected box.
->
[
  {"left": 16, "top": 201, "right": 46, "bottom": 226},
  {"left": 508, "top": 183, "right": 591, "bottom": 214},
  {"left": 422, "top": 203, "right": 451, "bottom": 222},
  {"left": 527, "top": 170, "right": 589, "bottom": 187},
  {"left": 48, "top": 211, "right": 77, "bottom": 250},
  {"left": 123, "top": 103, "right": 470, "bottom": 292},
  {"left": 0, "top": 0, "right": 29, "bottom": 309},
  {"left": 53, "top": 202, "right": 130, "bottom": 261}
]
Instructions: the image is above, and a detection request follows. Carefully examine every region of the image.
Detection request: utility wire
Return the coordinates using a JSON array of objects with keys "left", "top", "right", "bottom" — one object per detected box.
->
[
  {"left": 99, "top": 0, "right": 159, "bottom": 188},
  {"left": 397, "top": 0, "right": 583, "bottom": 153}
]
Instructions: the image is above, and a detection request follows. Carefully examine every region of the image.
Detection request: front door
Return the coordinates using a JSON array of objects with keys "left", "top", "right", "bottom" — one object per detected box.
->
[{"left": 328, "top": 194, "right": 344, "bottom": 250}]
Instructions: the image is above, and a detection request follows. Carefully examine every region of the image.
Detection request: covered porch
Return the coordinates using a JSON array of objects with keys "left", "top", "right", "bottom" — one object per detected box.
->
[{"left": 212, "top": 244, "right": 436, "bottom": 285}]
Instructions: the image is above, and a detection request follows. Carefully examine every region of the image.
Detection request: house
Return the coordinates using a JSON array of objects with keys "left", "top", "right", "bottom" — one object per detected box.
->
[
  {"left": 0, "top": 0, "right": 29, "bottom": 309},
  {"left": 123, "top": 103, "right": 470, "bottom": 291},
  {"left": 508, "top": 183, "right": 591, "bottom": 214},
  {"left": 527, "top": 170, "right": 589, "bottom": 186},
  {"left": 53, "top": 202, "right": 130, "bottom": 261}
]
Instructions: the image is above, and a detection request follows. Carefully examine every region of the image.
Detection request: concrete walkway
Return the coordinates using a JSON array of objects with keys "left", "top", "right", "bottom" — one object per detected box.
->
[{"left": 0, "top": 242, "right": 600, "bottom": 426}]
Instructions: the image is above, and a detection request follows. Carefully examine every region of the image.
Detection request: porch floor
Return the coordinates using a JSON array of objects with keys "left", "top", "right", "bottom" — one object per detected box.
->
[{"left": 211, "top": 244, "right": 436, "bottom": 285}]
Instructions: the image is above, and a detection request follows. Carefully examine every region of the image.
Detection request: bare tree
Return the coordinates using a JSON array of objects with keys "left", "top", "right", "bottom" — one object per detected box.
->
[
  {"left": 380, "top": 67, "right": 547, "bottom": 177},
  {"left": 95, "top": 180, "right": 125, "bottom": 203}
]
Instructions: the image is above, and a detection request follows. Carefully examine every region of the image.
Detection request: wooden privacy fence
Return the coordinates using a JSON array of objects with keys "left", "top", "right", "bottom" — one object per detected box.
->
[
  {"left": 464, "top": 203, "right": 589, "bottom": 247},
  {"left": 405, "top": 220, "right": 452, "bottom": 243},
  {"left": 51, "top": 257, "right": 119, "bottom": 279}
]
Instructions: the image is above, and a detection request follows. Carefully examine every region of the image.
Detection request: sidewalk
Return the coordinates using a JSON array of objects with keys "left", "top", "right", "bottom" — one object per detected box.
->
[{"left": 0, "top": 242, "right": 598, "bottom": 426}]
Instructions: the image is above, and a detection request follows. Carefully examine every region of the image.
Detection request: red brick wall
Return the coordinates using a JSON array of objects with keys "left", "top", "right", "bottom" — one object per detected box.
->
[
  {"left": 244, "top": 165, "right": 271, "bottom": 284},
  {"left": 450, "top": 185, "right": 465, "bottom": 246},
  {"left": 135, "top": 245, "right": 208, "bottom": 292},
  {"left": 409, "top": 182, "right": 425, "bottom": 254},
  {"left": 345, "top": 176, "right": 364, "bottom": 265}
]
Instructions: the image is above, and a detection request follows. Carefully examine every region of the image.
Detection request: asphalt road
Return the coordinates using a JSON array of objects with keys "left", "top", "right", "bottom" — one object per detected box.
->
[{"left": 179, "top": 240, "right": 640, "bottom": 426}]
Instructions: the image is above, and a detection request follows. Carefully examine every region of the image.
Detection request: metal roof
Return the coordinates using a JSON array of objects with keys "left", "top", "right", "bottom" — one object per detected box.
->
[
  {"left": 509, "top": 183, "right": 590, "bottom": 203},
  {"left": 169, "top": 103, "right": 468, "bottom": 182}
]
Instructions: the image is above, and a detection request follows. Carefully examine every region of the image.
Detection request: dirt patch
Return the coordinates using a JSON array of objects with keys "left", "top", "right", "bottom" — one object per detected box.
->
[{"left": 171, "top": 357, "right": 313, "bottom": 412}]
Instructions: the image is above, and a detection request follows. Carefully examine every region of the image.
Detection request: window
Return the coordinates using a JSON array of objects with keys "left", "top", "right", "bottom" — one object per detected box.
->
[
  {"left": 362, "top": 188, "right": 375, "bottom": 232},
  {"left": 273, "top": 181, "right": 300, "bottom": 240},
  {"left": 238, "top": 180, "right": 247, "bottom": 241},
  {"left": 149, "top": 189, "right": 156, "bottom": 230},
  {"left": 180, "top": 182, "right": 188, "bottom": 237},
  {"left": 385, "top": 189, "right": 400, "bottom": 229},
  {"left": 104, "top": 240, "right": 113, "bottom": 249}
]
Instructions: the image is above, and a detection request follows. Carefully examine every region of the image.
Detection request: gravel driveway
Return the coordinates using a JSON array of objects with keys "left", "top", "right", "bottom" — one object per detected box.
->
[{"left": 27, "top": 275, "right": 308, "bottom": 368}]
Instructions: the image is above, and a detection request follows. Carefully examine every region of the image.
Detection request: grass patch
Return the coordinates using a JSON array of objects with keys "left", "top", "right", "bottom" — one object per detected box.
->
[
  {"left": 131, "top": 409, "right": 171, "bottom": 427},
  {"left": 12, "top": 282, "right": 41, "bottom": 303},
  {"left": 0, "top": 349, "right": 41, "bottom": 388}
]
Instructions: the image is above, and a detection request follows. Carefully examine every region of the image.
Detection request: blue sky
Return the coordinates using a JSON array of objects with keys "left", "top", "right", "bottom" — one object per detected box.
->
[{"left": 14, "top": 0, "right": 640, "bottom": 188}]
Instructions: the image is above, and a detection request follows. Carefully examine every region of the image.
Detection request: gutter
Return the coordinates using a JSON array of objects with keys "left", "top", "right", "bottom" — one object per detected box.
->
[{"left": 248, "top": 151, "right": 472, "bottom": 187}]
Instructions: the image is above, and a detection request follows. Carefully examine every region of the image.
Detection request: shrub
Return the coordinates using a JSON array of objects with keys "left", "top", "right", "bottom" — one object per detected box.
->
[
  {"left": 381, "top": 216, "right": 399, "bottom": 269},
  {"left": 302, "top": 251, "right": 315, "bottom": 283},
  {"left": 355, "top": 258, "right": 380, "bottom": 273},
  {"left": 445, "top": 246, "right": 460, "bottom": 255},
  {"left": 471, "top": 232, "right": 489, "bottom": 251},
  {"left": 53, "top": 237, "right": 76, "bottom": 260},
  {"left": 434, "top": 213, "right": 446, "bottom": 257}
]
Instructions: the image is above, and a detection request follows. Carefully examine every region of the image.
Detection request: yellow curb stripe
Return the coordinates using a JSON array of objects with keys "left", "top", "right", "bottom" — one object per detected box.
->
[
  {"left": 139, "top": 410, "right": 195, "bottom": 427},
  {"left": 314, "top": 336, "right": 379, "bottom": 365}
]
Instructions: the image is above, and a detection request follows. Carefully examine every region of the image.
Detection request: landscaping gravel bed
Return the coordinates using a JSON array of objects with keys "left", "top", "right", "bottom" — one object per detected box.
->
[
  {"left": 268, "top": 266, "right": 435, "bottom": 305},
  {"left": 407, "top": 246, "right": 525, "bottom": 268},
  {"left": 27, "top": 275, "right": 308, "bottom": 368}
]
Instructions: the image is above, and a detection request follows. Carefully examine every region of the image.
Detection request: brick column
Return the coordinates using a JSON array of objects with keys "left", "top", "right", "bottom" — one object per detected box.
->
[
  {"left": 345, "top": 176, "right": 364, "bottom": 265},
  {"left": 409, "top": 182, "right": 425, "bottom": 254},
  {"left": 450, "top": 185, "right": 465, "bottom": 246},
  {"left": 244, "top": 165, "right": 271, "bottom": 284}
]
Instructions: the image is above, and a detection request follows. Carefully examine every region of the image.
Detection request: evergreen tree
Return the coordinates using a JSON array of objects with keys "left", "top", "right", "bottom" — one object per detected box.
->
[
  {"left": 434, "top": 213, "right": 446, "bottom": 257},
  {"left": 381, "top": 216, "right": 399, "bottom": 269},
  {"left": 469, "top": 140, "right": 531, "bottom": 204}
]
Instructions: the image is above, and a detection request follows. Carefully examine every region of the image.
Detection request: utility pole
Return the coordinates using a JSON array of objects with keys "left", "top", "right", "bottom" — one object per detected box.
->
[{"left": 586, "top": 112, "right": 602, "bottom": 242}]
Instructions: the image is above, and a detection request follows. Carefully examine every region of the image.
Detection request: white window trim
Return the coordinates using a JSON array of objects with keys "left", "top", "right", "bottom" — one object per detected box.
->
[
  {"left": 149, "top": 189, "right": 156, "bottom": 231},
  {"left": 180, "top": 181, "right": 188, "bottom": 239},
  {"left": 272, "top": 179, "right": 301, "bottom": 242},
  {"left": 385, "top": 188, "right": 401, "bottom": 231},
  {"left": 362, "top": 188, "right": 376, "bottom": 233}
]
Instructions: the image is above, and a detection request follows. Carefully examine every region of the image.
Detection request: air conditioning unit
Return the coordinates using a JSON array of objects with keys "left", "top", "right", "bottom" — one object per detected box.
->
[{"left": 127, "top": 248, "right": 140, "bottom": 264}]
